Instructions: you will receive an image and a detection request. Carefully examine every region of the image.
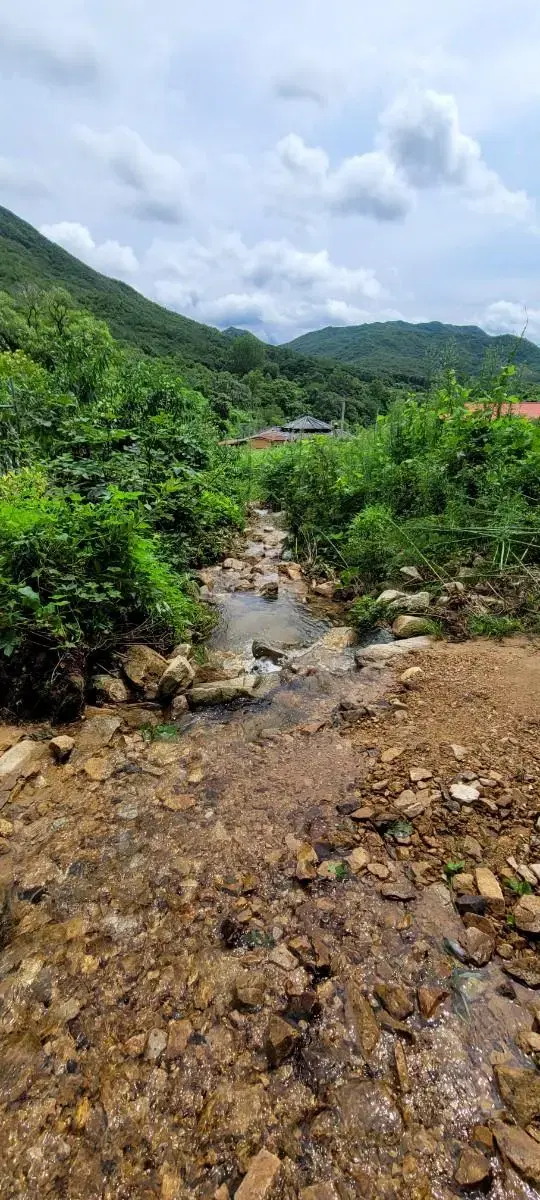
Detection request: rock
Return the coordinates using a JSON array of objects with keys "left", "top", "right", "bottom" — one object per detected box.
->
[
  {"left": 169, "top": 694, "right": 189, "bottom": 719},
  {"left": 417, "top": 986, "right": 448, "bottom": 1019},
  {"left": 234, "top": 1149, "right": 281, "bottom": 1200},
  {"left": 49, "top": 735, "right": 75, "bottom": 763},
  {"left": 337, "top": 1079, "right": 403, "bottom": 1145},
  {"left": 455, "top": 895, "right": 487, "bottom": 918},
  {"left": 475, "top": 868, "right": 505, "bottom": 916},
  {"left": 188, "top": 676, "right": 258, "bottom": 707},
  {"left": 269, "top": 945, "right": 298, "bottom": 971},
  {"left": 493, "top": 1121, "right": 540, "bottom": 1186},
  {"left": 194, "top": 650, "right": 249, "bottom": 683},
  {"left": 450, "top": 782, "right": 480, "bottom": 803},
  {"left": 517, "top": 1031, "right": 540, "bottom": 1055},
  {"left": 400, "top": 666, "right": 424, "bottom": 688},
  {"left": 394, "top": 1041, "right": 410, "bottom": 1094},
  {"left": 514, "top": 894, "right": 540, "bottom": 934},
  {"left": 451, "top": 873, "right": 476, "bottom": 896},
  {"left": 265, "top": 1015, "right": 300, "bottom": 1067},
  {"left": 504, "top": 960, "right": 540, "bottom": 988},
  {"left": 92, "top": 674, "right": 128, "bottom": 704},
  {"left": 234, "top": 973, "right": 265, "bottom": 1010},
  {"left": 165, "top": 1019, "right": 192, "bottom": 1061},
  {"left": 347, "top": 847, "right": 369, "bottom": 874},
  {"left": 380, "top": 878, "right": 417, "bottom": 902},
  {"left": 381, "top": 745, "right": 403, "bottom": 764},
  {"left": 299, "top": 1185, "right": 339, "bottom": 1200},
  {"left": 389, "top": 591, "right": 431, "bottom": 614},
  {"left": 392, "top": 615, "right": 434, "bottom": 638},
  {"left": 454, "top": 1147, "right": 492, "bottom": 1188},
  {"left": 463, "top": 835, "right": 483, "bottom": 861},
  {"left": 460, "top": 926, "right": 495, "bottom": 966},
  {"left": 355, "top": 636, "right": 432, "bottom": 665},
  {"left": 368, "top": 862, "right": 390, "bottom": 880},
  {"left": 319, "top": 627, "right": 357, "bottom": 650},
  {"left": 495, "top": 1065, "right": 540, "bottom": 1126},
  {"left": 345, "top": 986, "right": 380, "bottom": 1056},
  {"left": 410, "top": 767, "right": 433, "bottom": 783},
  {"left": 158, "top": 655, "right": 195, "bottom": 700},
  {"left": 312, "top": 581, "right": 335, "bottom": 598},
  {"left": 223, "top": 558, "right": 245, "bottom": 570},
  {"left": 169, "top": 642, "right": 192, "bottom": 660},
  {"left": 259, "top": 580, "right": 278, "bottom": 598},
  {"left": 78, "top": 714, "right": 121, "bottom": 751},
  {"left": 296, "top": 843, "right": 319, "bottom": 881},
  {"left": 144, "top": 1028, "right": 167, "bottom": 1062},
  {"left": 82, "top": 755, "right": 115, "bottom": 782},
  {"left": 252, "top": 639, "right": 287, "bottom": 663},
  {"left": 122, "top": 644, "right": 169, "bottom": 699},
  {"left": 0, "top": 739, "right": 42, "bottom": 780},
  {"left": 374, "top": 981, "right": 415, "bottom": 1020},
  {"left": 450, "top": 743, "right": 468, "bottom": 762}
]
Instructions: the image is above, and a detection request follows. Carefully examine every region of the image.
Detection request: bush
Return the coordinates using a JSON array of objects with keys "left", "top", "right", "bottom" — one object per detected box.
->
[{"left": 349, "top": 594, "right": 389, "bottom": 637}]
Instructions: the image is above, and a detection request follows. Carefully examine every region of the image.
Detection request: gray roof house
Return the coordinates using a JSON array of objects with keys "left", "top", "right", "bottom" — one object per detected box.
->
[{"left": 282, "top": 416, "right": 333, "bottom": 434}]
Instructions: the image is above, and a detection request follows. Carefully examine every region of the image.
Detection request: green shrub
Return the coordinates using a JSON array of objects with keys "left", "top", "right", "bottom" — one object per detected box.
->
[{"left": 349, "top": 594, "right": 389, "bottom": 637}]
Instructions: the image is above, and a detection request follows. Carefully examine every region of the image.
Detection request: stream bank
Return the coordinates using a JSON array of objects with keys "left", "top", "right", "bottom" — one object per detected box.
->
[{"left": 1, "top": 512, "right": 540, "bottom": 1197}]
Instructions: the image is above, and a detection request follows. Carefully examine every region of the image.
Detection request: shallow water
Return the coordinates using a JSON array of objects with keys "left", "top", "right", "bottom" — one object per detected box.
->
[{"left": 209, "top": 588, "right": 330, "bottom": 655}]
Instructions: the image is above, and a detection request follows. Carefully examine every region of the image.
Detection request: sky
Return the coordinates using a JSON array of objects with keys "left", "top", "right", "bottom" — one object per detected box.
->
[{"left": 1, "top": 0, "right": 539, "bottom": 344}]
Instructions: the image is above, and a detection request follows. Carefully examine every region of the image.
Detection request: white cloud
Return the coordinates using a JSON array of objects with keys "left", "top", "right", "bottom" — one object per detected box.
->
[
  {"left": 77, "top": 126, "right": 192, "bottom": 224},
  {"left": 274, "top": 135, "right": 412, "bottom": 221},
  {"left": 0, "top": 156, "right": 46, "bottom": 195},
  {"left": 0, "top": 14, "right": 102, "bottom": 87},
  {"left": 380, "top": 89, "right": 532, "bottom": 219},
  {"left": 40, "top": 221, "right": 139, "bottom": 277},
  {"left": 480, "top": 301, "right": 540, "bottom": 343}
]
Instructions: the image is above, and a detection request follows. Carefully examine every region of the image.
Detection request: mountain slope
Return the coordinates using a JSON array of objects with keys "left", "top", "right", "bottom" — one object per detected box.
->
[
  {"left": 283, "top": 320, "right": 540, "bottom": 383},
  {"left": 0, "top": 205, "right": 230, "bottom": 367}
]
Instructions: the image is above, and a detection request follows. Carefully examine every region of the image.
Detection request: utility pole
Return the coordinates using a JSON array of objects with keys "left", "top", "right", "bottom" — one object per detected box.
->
[{"left": 339, "top": 396, "right": 346, "bottom": 437}]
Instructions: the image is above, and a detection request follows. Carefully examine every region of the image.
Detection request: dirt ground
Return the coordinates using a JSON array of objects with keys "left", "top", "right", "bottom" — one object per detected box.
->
[{"left": 1, "top": 634, "right": 540, "bottom": 1199}]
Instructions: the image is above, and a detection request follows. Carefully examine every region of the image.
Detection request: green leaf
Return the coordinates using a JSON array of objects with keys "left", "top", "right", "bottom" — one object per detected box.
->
[{"left": 444, "top": 860, "right": 465, "bottom": 879}]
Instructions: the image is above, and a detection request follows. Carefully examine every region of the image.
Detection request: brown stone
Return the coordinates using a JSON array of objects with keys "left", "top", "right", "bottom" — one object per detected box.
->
[
  {"left": 93, "top": 674, "right": 128, "bottom": 704},
  {"left": 234, "top": 1149, "right": 281, "bottom": 1199},
  {"left": 493, "top": 1121, "right": 540, "bottom": 1186},
  {"left": 495, "top": 1065, "right": 540, "bottom": 1126},
  {"left": 234, "top": 972, "right": 265, "bottom": 1010},
  {"left": 345, "top": 986, "right": 380, "bottom": 1056},
  {"left": 296, "top": 843, "right": 318, "bottom": 881},
  {"left": 374, "top": 980, "right": 415, "bottom": 1021},
  {"left": 475, "top": 868, "right": 505, "bottom": 916},
  {"left": 394, "top": 1041, "right": 410, "bottom": 1093},
  {"left": 514, "top": 894, "right": 540, "bottom": 934},
  {"left": 78, "top": 714, "right": 121, "bottom": 751},
  {"left": 158, "top": 655, "right": 195, "bottom": 700},
  {"left": 165, "top": 1019, "right": 192, "bottom": 1061},
  {"left": 123, "top": 644, "right": 169, "bottom": 698},
  {"left": 418, "top": 985, "right": 448, "bottom": 1019},
  {"left": 347, "top": 847, "right": 369, "bottom": 873},
  {"left": 460, "top": 926, "right": 495, "bottom": 967},
  {"left": 265, "top": 1015, "right": 300, "bottom": 1067},
  {"left": 454, "top": 1147, "right": 491, "bottom": 1188},
  {"left": 380, "top": 878, "right": 417, "bottom": 902},
  {"left": 49, "top": 735, "right": 75, "bottom": 762},
  {"left": 299, "top": 1185, "right": 339, "bottom": 1200}
]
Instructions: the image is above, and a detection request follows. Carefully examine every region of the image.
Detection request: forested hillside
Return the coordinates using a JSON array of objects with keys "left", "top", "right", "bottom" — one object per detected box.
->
[{"left": 284, "top": 319, "right": 540, "bottom": 384}]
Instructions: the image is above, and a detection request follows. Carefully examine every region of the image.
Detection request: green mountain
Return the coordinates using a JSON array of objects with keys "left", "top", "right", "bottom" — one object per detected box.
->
[
  {"left": 283, "top": 320, "right": 540, "bottom": 384},
  {"left": 0, "top": 205, "right": 230, "bottom": 367}
]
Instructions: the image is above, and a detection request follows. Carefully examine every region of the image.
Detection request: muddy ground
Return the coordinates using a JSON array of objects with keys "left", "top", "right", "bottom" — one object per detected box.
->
[{"left": 1, "top": 532, "right": 540, "bottom": 1199}]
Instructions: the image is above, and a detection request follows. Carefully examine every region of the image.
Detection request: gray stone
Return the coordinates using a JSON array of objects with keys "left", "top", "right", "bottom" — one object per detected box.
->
[
  {"left": 158, "top": 655, "right": 195, "bottom": 700},
  {"left": 188, "top": 675, "right": 258, "bottom": 707},
  {"left": 389, "top": 591, "right": 431, "bottom": 614},
  {"left": 78, "top": 715, "right": 121, "bottom": 751},
  {"left": 92, "top": 674, "right": 128, "bottom": 704},
  {"left": 0, "top": 740, "right": 42, "bottom": 780},
  {"left": 392, "top": 615, "right": 434, "bottom": 638},
  {"left": 252, "top": 639, "right": 287, "bottom": 663},
  {"left": 355, "top": 636, "right": 432, "bottom": 665}
]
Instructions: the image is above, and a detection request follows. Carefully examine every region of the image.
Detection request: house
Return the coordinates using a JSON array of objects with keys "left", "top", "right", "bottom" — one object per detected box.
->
[
  {"left": 220, "top": 414, "right": 334, "bottom": 450},
  {"left": 466, "top": 402, "right": 540, "bottom": 420}
]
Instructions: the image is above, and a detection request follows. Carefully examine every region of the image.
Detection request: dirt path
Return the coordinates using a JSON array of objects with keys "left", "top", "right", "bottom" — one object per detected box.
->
[{"left": 1, "top": 523, "right": 540, "bottom": 1198}]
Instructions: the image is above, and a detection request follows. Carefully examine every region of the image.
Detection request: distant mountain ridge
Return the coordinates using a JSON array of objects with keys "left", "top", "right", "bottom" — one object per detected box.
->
[{"left": 282, "top": 320, "right": 540, "bottom": 383}]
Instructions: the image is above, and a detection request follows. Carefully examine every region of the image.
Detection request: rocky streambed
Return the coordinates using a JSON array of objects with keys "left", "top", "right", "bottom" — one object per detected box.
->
[{"left": 1, "top": 512, "right": 540, "bottom": 1197}]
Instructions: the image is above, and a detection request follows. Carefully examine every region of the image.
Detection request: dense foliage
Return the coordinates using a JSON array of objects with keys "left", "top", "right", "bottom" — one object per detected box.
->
[
  {"left": 256, "top": 369, "right": 540, "bottom": 605},
  {"left": 284, "top": 320, "right": 540, "bottom": 388},
  {"left": 0, "top": 289, "right": 249, "bottom": 715}
]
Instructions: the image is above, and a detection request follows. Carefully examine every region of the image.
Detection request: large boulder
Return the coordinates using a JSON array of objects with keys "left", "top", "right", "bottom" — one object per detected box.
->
[
  {"left": 194, "top": 650, "right": 250, "bottom": 683},
  {"left": 319, "top": 626, "right": 357, "bottom": 650},
  {"left": 123, "top": 645, "right": 169, "bottom": 699},
  {"left": 252, "top": 639, "right": 287, "bottom": 664},
  {"left": 392, "top": 615, "right": 434, "bottom": 639},
  {"left": 390, "top": 591, "right": 431, "bottom": 614},
  {"left": 355, "top": 636, "right": 432, "bottom": 665},
  {"left": 93, "top": 674, "right": 128, "bottom": 705},
  {"left": 188, "top": 675, "right": 258, "bottom": 707},
  {"left": 158, "top": 655, "right": 195, "bottom": 701}
]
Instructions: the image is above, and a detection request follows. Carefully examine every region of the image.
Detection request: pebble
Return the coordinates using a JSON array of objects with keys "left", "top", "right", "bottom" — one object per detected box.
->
[
  {"left": 234, "top": 973, "right": 265, "bottom": 1010},
  {"left": 417, "top": 986, "right": 449, "bottom": 1019},
  {"left": 380, "top": 878, "right": 417, "bottom": 902},
  {"left": 374, "top": 981, "right": 415, "bottom": 1021},
  {"left": 450, "top": 744, "right": 467, "bottom": 761},
  {"left": 399, "top": 666, "right": 424, "bottom": 688},
  {"left": 380, "top": 746, "right": 403, "bottom": 764},
  {"left": 144, "top": 1028, "right": 167, "bottom": 1062},
  {"left": 265, "top": 1015, "right": 301, "bottom": 1067},
  {"left": 296, "top": 843, "right": 318, "bottom": 882},
  {"left": 513, "top": 894, "right": 540, "bottom": 934},
  {"left": 410, "top": 767, "right": 433, "bottom": 783},
  {"left": 165, "top": 1019, "right": 192, "bottom": 1061},
  {"left": 454, "top": 1147, "right": 491, "bottom": 1188},
  {"left": 49, "top": 735, "right": 75, "bottom": 763},
  {"left": 475, "top": 867, "right": 505, "bottom": 915},
  {"left": 347, "top": 847, "right": 369, "bottom": 873},
  {"left": 367, "top": 862, "right": 390, "bottom": 880},
  {"left": 460, "top": 926, "right": 495, "bottom": 966},
  {"left": 235, "top": 1149, "right": 281, "bottom": 1200},
  {"left": 450, "top": 782, "right": 480, "bottom": 803}
]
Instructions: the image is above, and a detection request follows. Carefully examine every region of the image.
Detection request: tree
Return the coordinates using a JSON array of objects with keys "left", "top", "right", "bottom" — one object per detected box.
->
[{"left": 229, "top": 334, "right": 266, "bottom": 377}]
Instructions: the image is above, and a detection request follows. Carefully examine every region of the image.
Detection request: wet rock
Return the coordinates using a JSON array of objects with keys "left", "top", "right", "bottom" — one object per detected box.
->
[
  {"left": 1, "top": 1032, "right": 46, "bottom": 1104},
  {"left": 455, "top": 894, "right": 487, "bottom": 918},
  {"left": 356, "top": 635, "right": 432, "bottom": 665},
  {"left": 493, "top": 1121, "right": 540, "bottom": 1186},
  {"left": 460, "top": 926, "right": 495, "bottom": 966},
  {"left": 234, "top": 1148, "right": 281, "bottom": 1200},
  {"left": 158, "top": 654, "right": 195, "bottom": 700},
  {"left": 270, "top": 945, "right": 298, "bottom": 971},
  {"left": 475, "top": 867, "right": 505, "bottom": 916},
  {"left": 400, "top": 666, "right": 424, "bottom": 688},
  {"left": 347, "top": 847, "right": 369, "bottom": 874},
  {"left": 78, "top": 714, "right": 121, "bottom": 751},
  {"left": 223, "top": 557, "right": 245, "bottom": 570},
  {"left": 49, "top": 735, "right": 75, "bottom": 763},
  {"left": 188, "top": 675, "right": 258, "bottom": 707},
  {"left": 380, "top": 877, "right": 417, "bottom": 902},
  {"left": 296, "top": 843, "right": 319, "bottom": 882},
  {"left": 319, "top": 627, "right": 357, "bottom": 650},
  {"left": 495, "top": 1065, "right": 540, "bottom": 1126},
  {"left": 337, "top": 1079, "right": 403, "bottom": 1145},
  {"left": 169, "top": 694, "right": 189, "bottom": 719},
  {"left": 299, "top": 1185, "right": 339, "bottom": 1200},
  {"left": 144, "top": 1028, "right": 167, "bottom": 1062},
  {"left": 312, "top": 581, "right": 335, "bottom": 598},
  {"left": 394, "top": 1041, "right": 410, "bottom": 1093},
  {"left": 345, "top": 985, "right": 380, "bottom": 1056},
  {"left": 252, "top": 639, "right": 287, "bottom": 663},
  {"left": 165, "top": 1019, "right": 192, "bottom": 1061},
  {"left": 513, "top": 894, "right": 540, "bottom": 934},
  {"left": 265, "top": 1015, "right": 301, "bottom": 1067},
  {"left": 393, "top": 615, "right": 434, "bottom": 638},
  {"left": 417, "top": 986, "right": 449, "bottom": 1019},
  {"left": 234, "top": 972, "right": 265, "bottom": 1010},
  {"left": 122, "top": 644, "right": 169, "bottom": 698},
  {"left": 454, "top": 1147, "right": 492, "bottom": 1188},
  {"left": 92, "top": 674, "right": 128, "bottom": 704},
  {"left": 259, "top": 580, "right": 278, "bottom": 598},
  {"left": 450, "top": 782, "right": 480, "bottom": 803},
  {"left": 194, "top": 650, "right": 249, "bottom": 683},
  {"left": 504, "top": 960, "right": 540, "bottom": 988},
  {"left": 0, "top": 739, "right": 42, "bottom": 780},
  {"left": 374, "top": 980, "right": 415, "bottom": 1020}
]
